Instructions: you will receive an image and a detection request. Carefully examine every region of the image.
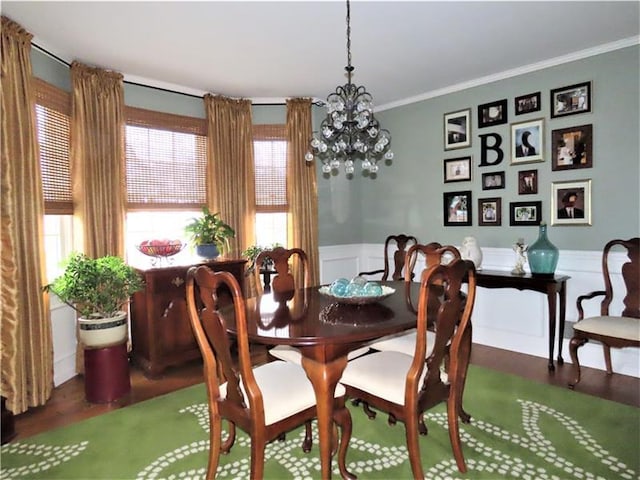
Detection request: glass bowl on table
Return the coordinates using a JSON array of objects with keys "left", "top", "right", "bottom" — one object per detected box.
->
[{"left": 319, "top": 277, "right": 395, "bottom": 305}]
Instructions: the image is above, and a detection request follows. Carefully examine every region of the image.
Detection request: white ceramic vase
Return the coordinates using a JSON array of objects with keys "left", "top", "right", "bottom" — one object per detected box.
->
[
  {"left": 460, "top": 236, "right": 483, "bottom": 270},
  {"left": 78, "top": 311, "right": 128, "bottom": 348}
]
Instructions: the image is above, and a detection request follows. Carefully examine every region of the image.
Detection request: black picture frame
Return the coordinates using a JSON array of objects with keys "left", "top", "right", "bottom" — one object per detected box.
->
[
  {"left": 518, "top": 169, "right": 538, "bottom": 195},
  {"left": 551, "top": 124, "right": 593, "bottom": 171},
  {"left": 444, "top": 109, "right": 471, "bottom": 150},
  {"left": 443, "top": 156, "right": 472, "bottom": 183},
  {"left": 478, "top": 197, "right": 502, "bottom": 226},
  {"left": 515, "top": 91, "right": 541, "bottom": 115},
  {"left": 509, "top": 201, "right": 543, "bottom": 226},
  {"left": 550, "top": 81, "right": 591, "bottom": 118},
  {"left": 481, "top": 171, "right": 505, "bottom": 190},
  {"left": 443, "top": 190, "right": 472, "bottom": 226},
  {"left": 477, "top": 99, "right": 508, "bottom": 128}
]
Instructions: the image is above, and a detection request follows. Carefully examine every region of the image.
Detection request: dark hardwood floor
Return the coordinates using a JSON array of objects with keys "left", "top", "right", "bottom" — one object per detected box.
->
[{"left": 8, "top": 344, "right": 639, "bottom": 443}]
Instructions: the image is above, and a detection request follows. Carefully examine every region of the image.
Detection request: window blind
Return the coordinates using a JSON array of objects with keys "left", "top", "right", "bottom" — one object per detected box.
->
[
  {"left": 33, "top": 78, "right": 73, "bottom": 214},
  {"left": 253, "top": 124, "right": 287, "bottom": 213},
  {"left": 125, "top": 106, "right": 207, "bottom": 211}
]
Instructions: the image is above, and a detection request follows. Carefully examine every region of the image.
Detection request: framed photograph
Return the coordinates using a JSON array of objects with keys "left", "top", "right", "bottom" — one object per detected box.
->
[
  {"left": 478, "top": 99, "right": 508, "bottom": 128},
  {"left": 444, "top": 108, "right": 471, "bottom": 150},
  {"left": 511, "top": 118, "right": 544, "bottom": 164},
  {"left": 443, "top": 190, "right": 472, "bottom": 226},
  {"left": 478, "top": 197, "right": 502, "bottom": 226},
  {"left": 510, "top": 201, "right": 543, "bottom": 226},
  {"left": 481, "top": 171, "right": 505, "bottom": 190},
  {"left": 518, "top": 169, "right": 538, "bottom": 195},
  {"left": 551, "top": 124, "right": 593, "bottom": 171},
  {"left": 443, "top": 156, "right": 472, "bottom": 183},
  {"left": 550, "top": 81, "right": 591, "bottom": 118},
  {"left": 551, "top": 179, "right": 592, "bottom": 226},
  {"left": 515, "top": 91, "right": 541, "bottom": 115}
]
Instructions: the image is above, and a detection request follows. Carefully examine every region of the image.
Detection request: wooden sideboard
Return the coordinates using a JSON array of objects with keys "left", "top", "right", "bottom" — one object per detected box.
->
[{"left": 130, "top": 259, "right": 246, "bottom": 378}]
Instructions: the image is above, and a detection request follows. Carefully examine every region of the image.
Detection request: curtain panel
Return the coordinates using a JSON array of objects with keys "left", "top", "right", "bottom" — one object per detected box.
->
[{"left": 0, "top": 16, "right": 53, "bottom": 414}]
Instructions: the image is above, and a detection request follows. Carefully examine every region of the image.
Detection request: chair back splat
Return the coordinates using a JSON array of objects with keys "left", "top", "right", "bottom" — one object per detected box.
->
[
  {"left": 569, "top": 238, "right": 639, "bottom": 387},
  {"left": 359, "top": 234, "right": 418, "bottom": 281},
  {"left": 186, "top": 266, "right": 353, "bottom": 479},
  {"left": 340, "top": 250, "right": 477, "bottom": 478}
]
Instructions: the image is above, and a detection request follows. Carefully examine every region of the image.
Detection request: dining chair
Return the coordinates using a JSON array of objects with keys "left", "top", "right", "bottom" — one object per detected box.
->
[
  {"left": 340, "top": 253, "right": 477, "bottom": 477},
  {"left": 186, "top": 266, "right": 353, "bottom": 479},
  {"left": 261, "top": 247, "right": 369, "bottom": 365},
  {"left": 568, "top": 237, "right": 639, "bottom": 388},
  {"left": 359, "top": 233, "right": 418, "bottom": 281}
]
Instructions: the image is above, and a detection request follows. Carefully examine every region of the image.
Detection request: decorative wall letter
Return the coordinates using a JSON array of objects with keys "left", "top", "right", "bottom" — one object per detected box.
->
[{"left": 479, "top": 133, "right": 504, "bottom": 166}]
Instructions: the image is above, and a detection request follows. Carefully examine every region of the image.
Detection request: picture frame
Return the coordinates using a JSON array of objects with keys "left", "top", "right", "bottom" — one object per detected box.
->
[
  {"left": 550, "top": 81, "right": 591, "bottom": 118},
  {"left": 443, "top": 190, "right": 472, "bottom": 226},
  {"left": 517, "top": 169, "right": 538, "bottom": 195},
  {"left": 511, "top": 118, "right": 544, "bottom": 164},
  {"left": 443, "top": 156, "right": 472, "bottom": 183},
  {"left": 509, "top": 201, "right": 543, "bottom": 226},
  {"left": 477, "top": 99, "right": 508, "bottom": 128},
  {"left": 551, "top": 124, "right": 593, "bottom": 171},
  {"left": 444, "top": 108, "right": 471, "bottom": 150},
  {"left": 481, "top": 171, "right": 505, "bottom": 190},
  {"left": 551, "top": 179, "right": 592, "bottom": 226},
  {"left": 515, "top": 91, "right": 541, "bottom": 115},
  {"left": 478, "top": 197, "right": 502, "bottom": 226}
]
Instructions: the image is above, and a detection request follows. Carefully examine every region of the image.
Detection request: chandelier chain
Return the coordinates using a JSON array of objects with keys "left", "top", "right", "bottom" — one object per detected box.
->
[{"left": 346, "top": 0, "right": 352, "bottom": 79}]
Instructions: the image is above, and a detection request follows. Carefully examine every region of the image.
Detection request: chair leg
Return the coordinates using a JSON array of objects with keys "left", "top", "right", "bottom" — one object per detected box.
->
[
  {"left": 404, "top": 413, "right": 425, "bottom": 480},
  {"left": 206, "top": 414, "right": 222, "bottom": 480},
  {"left": 250, "top": 436, "right": 266, "bottom": 480},
  {"left": 603, "top": 345, "right": 613, "bottom": 375},
  {"left": 418, "top": 415, "right": 428, "bottom": 436},
  {"left": 362, "top": 401, "right": 377, "bottom": 420},
  {"left": 221, "top": 420, "right": 236, "bottom": 453},
  {"left": 446, "top": 392, "right": 466, "bottom": 473},
  {"left": 568, "top": 336, "right": 588, "bottom": 388},
  {"left": 302, "top": 420, "right": 313, "bottom": 453},
  {"left": 333, "top": 402, "right": 356, "bottom": 480}
]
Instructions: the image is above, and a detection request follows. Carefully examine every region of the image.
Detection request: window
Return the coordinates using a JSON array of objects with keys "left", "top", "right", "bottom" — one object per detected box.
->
[
  {"left": 33, "top": 78, "right": 74, "bottom": 281},
  {"left": 253, "top": 125, "right": 288, "bottom": 247}
]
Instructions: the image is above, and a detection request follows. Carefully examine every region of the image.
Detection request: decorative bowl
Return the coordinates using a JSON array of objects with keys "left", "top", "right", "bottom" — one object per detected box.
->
[
  {"left": 136, "top": 240, "right": 185, "bottom": 258},
  {"left": 318, "top": 285, "right": 395, "bottom": 305}
]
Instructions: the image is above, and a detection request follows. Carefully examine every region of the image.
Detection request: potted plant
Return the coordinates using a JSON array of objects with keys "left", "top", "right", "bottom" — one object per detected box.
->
[
  {"left": 241, "top": 243, "right": 283, "bottom": 275},
  {"left": 184, "top": 207, "right": 235, "bottom": 259},
  {"left": 44, "top": 253, "right": 144, "bottom": 348}
]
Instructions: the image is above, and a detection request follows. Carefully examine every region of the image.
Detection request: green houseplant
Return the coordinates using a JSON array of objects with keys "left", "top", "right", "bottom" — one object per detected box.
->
[
  {"left": 241, "top": 243, "right": 283, "bottom": 275},
  {"left": 45, "top": 252, "right": 144, "bottom": 348},
  {"left": 184, "top": 207, "right": 235, "bottom": 258}
]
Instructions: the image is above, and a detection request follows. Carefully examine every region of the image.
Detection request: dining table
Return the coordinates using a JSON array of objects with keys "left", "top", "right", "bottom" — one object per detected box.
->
[{"left": 224, "top": 280, "right": 419, "bottom": 480}]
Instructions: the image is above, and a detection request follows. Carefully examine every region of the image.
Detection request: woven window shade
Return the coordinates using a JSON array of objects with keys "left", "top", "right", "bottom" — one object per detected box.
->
[
  {"left": 125, "top": 107, "right": 207, "bottom": 211},
  {"left": 254, "top": 125, "right": 287, "bottom": 213},
  {"left": 33, "top": 78, "right": 73, "bottom": 214}
]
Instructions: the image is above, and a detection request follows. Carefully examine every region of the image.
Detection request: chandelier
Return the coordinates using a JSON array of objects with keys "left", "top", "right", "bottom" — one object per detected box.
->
[{"left": 305, "top": 0, "right": 393, "bottom": 176}]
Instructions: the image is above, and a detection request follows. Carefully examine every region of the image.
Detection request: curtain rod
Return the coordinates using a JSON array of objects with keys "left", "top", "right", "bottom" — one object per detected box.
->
[{"left": 31, "top": 42, "right": 292, "bottom": 106}]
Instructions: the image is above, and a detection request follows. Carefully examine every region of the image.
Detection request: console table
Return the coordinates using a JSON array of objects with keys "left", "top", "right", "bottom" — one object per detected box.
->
[
  {"left": 475, "top": 269, "right": 570, "bottom": 371},
  {"left": 130, "top": 258, "right": 246, "bottom": 378}
]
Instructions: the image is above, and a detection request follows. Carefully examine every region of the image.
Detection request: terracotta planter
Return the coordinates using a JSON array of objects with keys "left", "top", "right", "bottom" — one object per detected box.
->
[{"left": 78, "top": 312, "right": 128, "bottom": 348}]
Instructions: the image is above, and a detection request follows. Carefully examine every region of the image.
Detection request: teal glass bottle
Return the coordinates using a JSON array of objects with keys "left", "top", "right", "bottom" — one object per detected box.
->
[{"left": 528, "top": 222, "right": 559, "bottom": 277}]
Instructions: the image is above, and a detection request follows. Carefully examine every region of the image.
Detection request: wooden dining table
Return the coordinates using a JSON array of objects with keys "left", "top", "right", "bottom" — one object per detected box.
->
[{"left": 224, "top": 280, "right": 418, "bottom": 480}]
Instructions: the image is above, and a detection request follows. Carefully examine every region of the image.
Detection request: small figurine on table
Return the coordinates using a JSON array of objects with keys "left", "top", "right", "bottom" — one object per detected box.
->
[{"left": 512, "top": 238, "right": 528, "bottom": 275}]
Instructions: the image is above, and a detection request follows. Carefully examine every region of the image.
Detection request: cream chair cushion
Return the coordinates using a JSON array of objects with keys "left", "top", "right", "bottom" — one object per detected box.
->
[
  {"left": 220, "top": 360, "right": 345, "bottom": 425},
  {"left": 573, "top": 316, "right": 640, "bottom": 341},
  {"left": 368, "top": 328, "right": 436, "bottom": 359},
  {"left": 269, "top": 345, "right": 371, "bottom": 365}
]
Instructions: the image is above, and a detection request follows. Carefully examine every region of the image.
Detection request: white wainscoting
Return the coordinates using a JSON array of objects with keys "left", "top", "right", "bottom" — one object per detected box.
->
[
  {"left": 50, "top": 295, "right": 78, "bottom": 386},
  {"left": 318, "top": 243, "right": 639, "bottom": 378}
]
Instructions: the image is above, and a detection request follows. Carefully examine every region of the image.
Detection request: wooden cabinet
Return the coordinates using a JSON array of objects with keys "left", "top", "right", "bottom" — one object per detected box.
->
[{"left": 130, "top": 259, "right": 246, "bottom": 378}]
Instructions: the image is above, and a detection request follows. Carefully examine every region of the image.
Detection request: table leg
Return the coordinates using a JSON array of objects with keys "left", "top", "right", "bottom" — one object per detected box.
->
[
  {"left": 557, "top": 281, "right": 566, "bottom": 365},
  {"left": 301, "top": 354, "right": 348, "bottom": 480},
  {"left": 546, "top": 284, "right": 557, "bottom": 371}
]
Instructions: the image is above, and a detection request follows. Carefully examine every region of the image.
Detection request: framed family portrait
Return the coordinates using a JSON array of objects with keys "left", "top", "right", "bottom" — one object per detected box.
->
[
  {"left": 550, "top": 81, "right": 591, "bottom": 118},
  {"left": 511, "top": 119, "right": 544, "bottom": 164},
  {"left": 509, "top": 201, "right": 543, "bottom": 226},
  {"left": 481, "top": 171, "right": 505, "bottom": 190},
  {"left": 551, "top": 124, "right": 593, "bottom": 171},
  {"left": 477, "top": 99, "right": 507, "bottom": 128},
  {"left": 518, "top": 169, "right": 538, "bottom": 195},
  {"left": 443, "top": 156, "right": 472, "bottom": 183},
  {"left": 444, "top": 108, "right": 471, "bottom": 150},
  {"left": 443, "top": 190, "right": 472, "bottom": 226},
  {"left": 478, "top": 197, "right": 501, "bottom": 226},
  {"left": 515, "top": 91, "right": 541, "bottom": 115},
  {"left": 551, "top": 179, "right": 592, "bottom": 226}
]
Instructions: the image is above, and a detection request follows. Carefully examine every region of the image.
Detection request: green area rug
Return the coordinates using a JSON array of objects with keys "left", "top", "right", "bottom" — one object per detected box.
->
[{"left": 2, "top": 365, "right": 638, "bottom": 479}]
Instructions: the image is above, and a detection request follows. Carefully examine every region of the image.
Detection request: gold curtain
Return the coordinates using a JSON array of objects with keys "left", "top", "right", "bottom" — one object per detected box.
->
[
  {"left": 204, "top": 94, "right": 255, "bottom": 259},
  {"left": 0, "top": 16, "right": 53, "bottom": 414},
  {"left": 70, "top": 61, "right": 126, "bottom": 258},
  {"left": 286, "top": 98, "right": 319, "bottom": 285}
]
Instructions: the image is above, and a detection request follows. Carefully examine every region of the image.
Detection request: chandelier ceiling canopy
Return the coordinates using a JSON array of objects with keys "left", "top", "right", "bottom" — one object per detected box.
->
[{"left": 305, "top": 0, "right": 394, "bottom": 177}]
